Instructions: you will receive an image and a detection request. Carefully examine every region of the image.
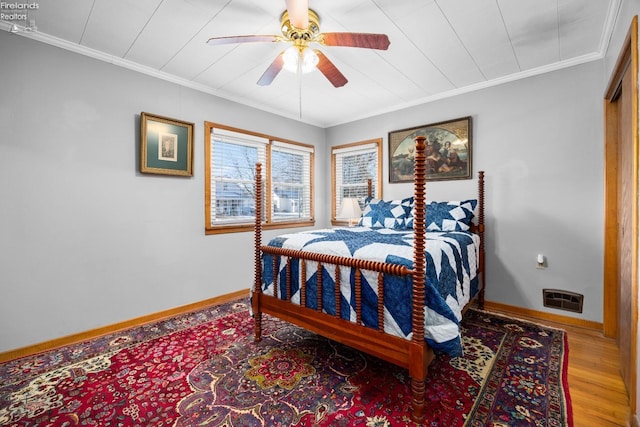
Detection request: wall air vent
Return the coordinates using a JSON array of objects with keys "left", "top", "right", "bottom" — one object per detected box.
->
[{"left": 543, "top": 289, "right": 583, "bottom": 313}]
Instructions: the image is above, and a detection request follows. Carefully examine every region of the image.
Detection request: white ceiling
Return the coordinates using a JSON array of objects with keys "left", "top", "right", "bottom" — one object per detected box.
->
[{"left": 1, "top": 0, "right": 620, "bottom": 127}]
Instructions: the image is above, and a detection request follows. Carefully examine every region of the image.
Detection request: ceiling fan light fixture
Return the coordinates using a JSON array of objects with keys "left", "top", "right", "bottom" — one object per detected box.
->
[
  {"left": 282, "top": 46, "right": 317, "bottom": 74},
  {"left": 301, "top": 47, "right": 318, "bottom": 72},
  {"left": 282, "top": 46, "right": 299, "bottom": 72}
]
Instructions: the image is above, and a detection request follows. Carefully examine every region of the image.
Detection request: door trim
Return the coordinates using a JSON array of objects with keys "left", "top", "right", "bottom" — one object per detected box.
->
[{"left": 603, "top": 15, "right": 638, "bottom": 416}]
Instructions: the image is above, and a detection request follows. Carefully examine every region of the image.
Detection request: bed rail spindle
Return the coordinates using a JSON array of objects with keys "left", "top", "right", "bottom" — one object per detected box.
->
[
  {"left": 286, "top": 258, "right": 292, "bottom": 302},
  {"left": 355, "top": 268, "right": 362, "bottom": 325},
  {"left": 253, "top": 163, "right": 263, "bottom": 342},
  {"left": 377, "top": 273, "right": 385, "bottom": 332},
  {"left": 317, "top": 262, "right": 323, "bottom": 312},
  {"left": 301, "top": 260, "right": 307, "bottom": 308},
  {"left": 273, "top": 257, "right": 279, "bottom": 299},
  {"left": 335, "top": 265, "right": 341, "bottom": 318}
]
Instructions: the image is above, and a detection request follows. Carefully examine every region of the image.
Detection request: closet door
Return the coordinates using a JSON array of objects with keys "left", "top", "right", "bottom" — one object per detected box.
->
[
  {"left": 604, "top": 16, "right": 638, "bottom": 416},
  {"left": 616, "top": 55, "right": 634, "bottom": 400}
]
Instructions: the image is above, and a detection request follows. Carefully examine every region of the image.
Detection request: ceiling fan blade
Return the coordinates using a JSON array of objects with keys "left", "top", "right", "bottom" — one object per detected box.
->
[
  {"left": 285, "top": 0, "right": 309, "bottom": 29},
  {"left": 207, "top": 35, "right": 279, "bottom": 46},
  {"left": 315, "top": 51, "right": 348, "bottom": 88},
  {"left": 257, "top": 54, "right": 285, "bottom": 86},
  {"left": 321, "top": 32, "right": 390, "bottom": 50}
]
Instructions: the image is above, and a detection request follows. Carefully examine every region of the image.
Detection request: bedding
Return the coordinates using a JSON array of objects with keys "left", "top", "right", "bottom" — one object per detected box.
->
[
  {"left": 260, "top": 226, "right": 480, "bottom": 356},
  {"left": 357, "top": 196, "right": 413, "bottom": 229},
  {"left": 406, "top": 199, "right": 477, "bottom": 231}
]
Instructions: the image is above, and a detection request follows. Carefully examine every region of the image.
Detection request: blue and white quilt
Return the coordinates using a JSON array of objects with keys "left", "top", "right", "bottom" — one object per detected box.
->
[{"left": 260, "top": 227, "right": 480, "bottom": 357}]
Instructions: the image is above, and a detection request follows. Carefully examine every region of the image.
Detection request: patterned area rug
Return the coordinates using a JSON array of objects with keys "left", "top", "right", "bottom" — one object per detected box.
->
[{"left": 0, "top": 299, "right": 572, "bottom": 426}]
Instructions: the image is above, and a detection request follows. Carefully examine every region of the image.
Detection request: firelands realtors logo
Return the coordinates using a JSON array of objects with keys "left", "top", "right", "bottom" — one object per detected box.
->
[{"left": 1, "top": 2, "right": 39, "bottom": 22}]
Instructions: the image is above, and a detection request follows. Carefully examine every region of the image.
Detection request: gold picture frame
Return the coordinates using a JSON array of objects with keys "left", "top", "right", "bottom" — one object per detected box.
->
[
  {"left": 389, "top": 116, "right": 472, "bottom": 182},
  {"left": 140, "top": 112, "right": 194, "bottom": 176}
]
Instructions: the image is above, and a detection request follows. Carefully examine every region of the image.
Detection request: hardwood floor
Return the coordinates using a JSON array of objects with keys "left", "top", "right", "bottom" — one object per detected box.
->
[{"left": 496, "top": 311, "right": 631, "bottom": 426}]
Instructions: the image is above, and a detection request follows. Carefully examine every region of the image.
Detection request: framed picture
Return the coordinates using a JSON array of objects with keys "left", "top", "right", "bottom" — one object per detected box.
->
[
  {"left": 389, "top": 116, "right": 472, "bottom": 183},
  {"left": 140, "top": 112, "right": 194, "bottom": 176}
]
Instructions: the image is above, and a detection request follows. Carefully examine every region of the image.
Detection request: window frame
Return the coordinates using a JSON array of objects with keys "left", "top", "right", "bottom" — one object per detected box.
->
[
  {"left": 331, "top": 138, "right": 382, "bottom": 226},
  {"left": 205, "top": 122, "right": 315, "bottom": 235}
]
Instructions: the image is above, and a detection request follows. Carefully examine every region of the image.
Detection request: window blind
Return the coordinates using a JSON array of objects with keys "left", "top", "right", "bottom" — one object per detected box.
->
[
  {"left": 333, "top": 142, "right": 379, "bottom": 216},
  {"left": 271, "top": 141, "right": 313, "bottom": 222},
  {"left": 210, "top": 128, "right": 267, "bottom": 225}
]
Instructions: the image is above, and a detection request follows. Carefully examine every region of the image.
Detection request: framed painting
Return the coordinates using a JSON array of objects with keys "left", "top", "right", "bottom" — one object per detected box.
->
[
  {"left": 140, "top": 112, "right": 194, "bottom": 176},
  {"left": 389, "top": 116, "right": 472, "bottom": 183}
]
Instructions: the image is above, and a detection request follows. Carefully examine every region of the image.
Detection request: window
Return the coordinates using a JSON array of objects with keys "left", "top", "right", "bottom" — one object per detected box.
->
[
  {"left": 331, "top": 139, "right": 382, "bottom": 225},
  {"left": 205, "top": 122, "right": 314, "bottom": 234}
]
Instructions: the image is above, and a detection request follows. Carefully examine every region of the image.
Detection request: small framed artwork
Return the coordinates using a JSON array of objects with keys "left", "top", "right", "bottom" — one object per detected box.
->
[
  {"left": 140, "top": 112, "right": 194, "bottom": 176},
  {"left": 389, "top": 116, "right": 472, "bottom": 183}
]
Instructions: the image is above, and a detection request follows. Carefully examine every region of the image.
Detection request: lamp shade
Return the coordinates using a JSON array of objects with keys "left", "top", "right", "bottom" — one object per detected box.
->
[{"left": 338, "top": 198, "right": 362, "bottom": 224}]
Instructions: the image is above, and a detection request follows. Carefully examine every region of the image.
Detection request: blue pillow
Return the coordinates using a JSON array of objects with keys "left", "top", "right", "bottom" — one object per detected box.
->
[
  {"left": 358, "top": 197, "right": 413, "bottom": 229},
  {"left": 406, "top": 199, "right": 477, "bottom": 231}
]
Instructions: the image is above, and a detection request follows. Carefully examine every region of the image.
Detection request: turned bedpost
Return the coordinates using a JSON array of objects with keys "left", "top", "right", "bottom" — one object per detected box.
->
[
  {"left": 410, "top": 136, "right": 428, "bottom": 422},
  {"left": 253, "top": 163, "right": 263, "bottom": 342},
  {"left": 478, "top": 170, "right": 486, "bottom": 310}
]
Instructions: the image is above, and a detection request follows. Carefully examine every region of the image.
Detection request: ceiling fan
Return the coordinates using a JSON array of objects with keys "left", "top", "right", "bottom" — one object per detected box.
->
[{"left": 206, "top": 0, "right": 390, "bottom": 88}]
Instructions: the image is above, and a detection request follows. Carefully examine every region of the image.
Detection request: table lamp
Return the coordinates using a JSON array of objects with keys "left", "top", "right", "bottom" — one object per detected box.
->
[{"left": 338, "top": 198, "right": 362, "bottom": 227}]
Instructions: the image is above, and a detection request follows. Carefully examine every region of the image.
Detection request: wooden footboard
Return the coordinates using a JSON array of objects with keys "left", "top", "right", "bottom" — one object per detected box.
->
[
  {"left": 254, "top": 246, "right": 428, "bottom": 367},
  {"left": 253, "top": 136, "right": 485, "bottom": 423}
]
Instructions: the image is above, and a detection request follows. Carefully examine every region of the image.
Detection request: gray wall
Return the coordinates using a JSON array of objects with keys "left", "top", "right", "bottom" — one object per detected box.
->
[
  {"left": 0, "top": 32, "right": 326, "bottom": 352},
  {"left": 327, "top": 60, "right": 605, "bottom": 323}
]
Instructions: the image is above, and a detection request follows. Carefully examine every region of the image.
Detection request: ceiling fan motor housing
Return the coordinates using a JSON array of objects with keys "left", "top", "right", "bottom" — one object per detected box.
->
[{"left": 280, "top": 9, "right": 320, "bottom": 44}]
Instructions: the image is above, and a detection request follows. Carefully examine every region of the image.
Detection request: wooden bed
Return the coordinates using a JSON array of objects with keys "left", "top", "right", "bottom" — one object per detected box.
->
[{"left": 252, "top": 135, "right": 485, "bottom": 423}]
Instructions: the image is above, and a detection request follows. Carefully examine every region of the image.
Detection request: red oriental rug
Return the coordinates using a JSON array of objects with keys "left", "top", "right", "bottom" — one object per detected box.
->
[{"left": 0, "top": 299, "right": 572, "bottom": 426}]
